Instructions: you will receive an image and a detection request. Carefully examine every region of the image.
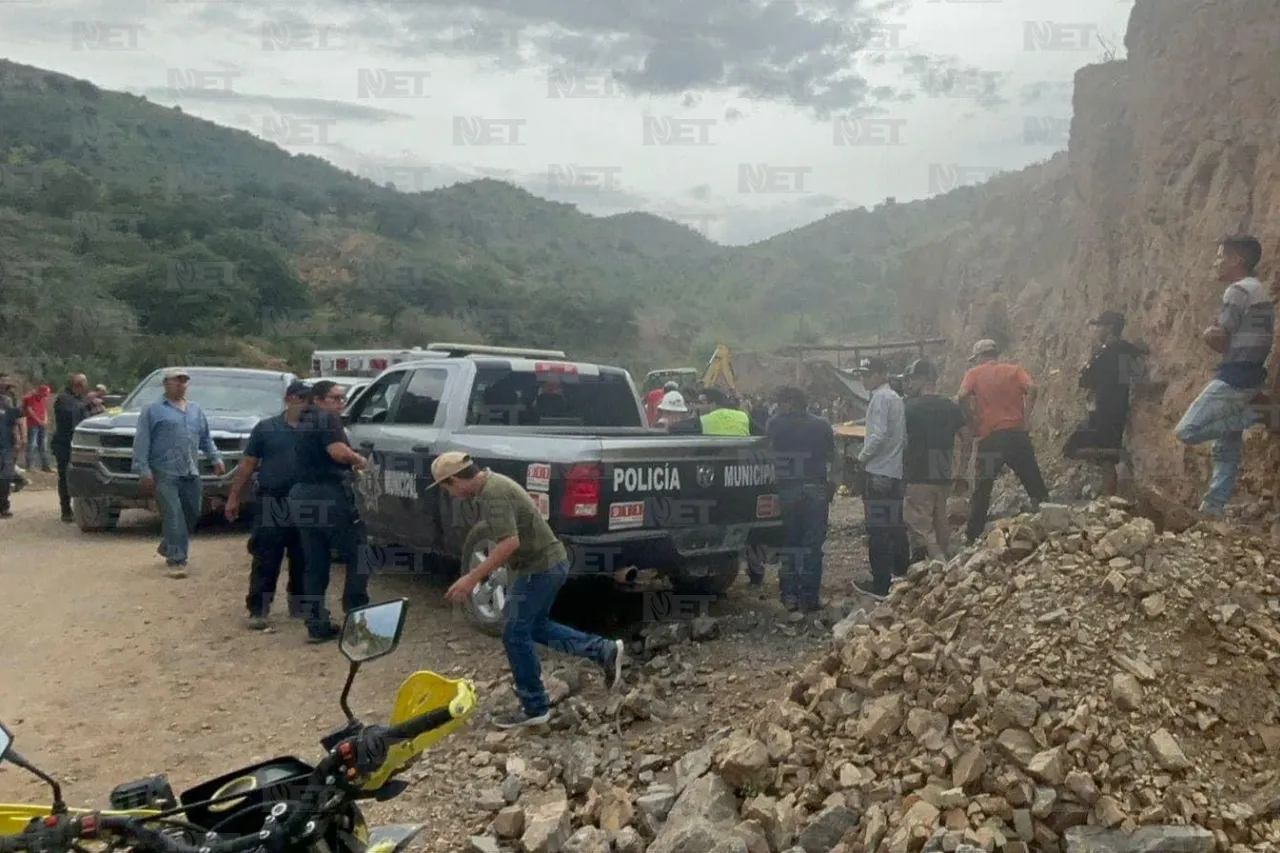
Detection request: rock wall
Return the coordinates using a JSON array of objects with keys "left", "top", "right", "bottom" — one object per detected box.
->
[{"left": 898, "top": 0, "right": 1280, "bottom": 506}]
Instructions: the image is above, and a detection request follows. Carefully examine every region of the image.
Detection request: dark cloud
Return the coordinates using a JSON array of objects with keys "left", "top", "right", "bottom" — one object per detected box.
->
[
  {"left": 336, "top": 0, "right": 999, "bottom": 115},
  {"left": 140, "top": 87, "right": 410, "bottom": 122}
]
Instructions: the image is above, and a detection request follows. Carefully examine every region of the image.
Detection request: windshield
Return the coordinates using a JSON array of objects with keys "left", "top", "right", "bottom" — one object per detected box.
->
[
  {"left": 467, "top": 367, "right": 642, "bottom": 428},
  {"left": 123, "top": 372, "right": 287, "bottom": 416}
]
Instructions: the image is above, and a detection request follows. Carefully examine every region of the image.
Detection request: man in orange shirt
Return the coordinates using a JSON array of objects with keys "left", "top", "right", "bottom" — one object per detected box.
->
[{"left": 957, "top": 339, "right": 1049, "bottom": 543}]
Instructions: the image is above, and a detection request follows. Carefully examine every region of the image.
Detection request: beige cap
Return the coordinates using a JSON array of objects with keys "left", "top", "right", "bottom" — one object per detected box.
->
[
  {"left": 969, "top": 339, "right": 999, "bottom": 362},
  {"left": 430, "top": 451, "right": 474, "bottom": 486},
  {"left": 163, "top": 367, "right": 191, "bottom": 380}
]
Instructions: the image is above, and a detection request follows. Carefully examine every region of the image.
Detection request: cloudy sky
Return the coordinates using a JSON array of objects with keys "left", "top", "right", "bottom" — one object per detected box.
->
[{"left": 0, "top": 0, "right": 1133, "bottom": 244}]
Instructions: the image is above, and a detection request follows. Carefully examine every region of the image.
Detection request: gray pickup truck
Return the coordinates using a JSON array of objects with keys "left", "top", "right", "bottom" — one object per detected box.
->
[
  {"left": 67, "top": 366, "right": 297, "bottom": 531},
  {"left": 344, "top": 346, "right": 783, "bottom": 635}
]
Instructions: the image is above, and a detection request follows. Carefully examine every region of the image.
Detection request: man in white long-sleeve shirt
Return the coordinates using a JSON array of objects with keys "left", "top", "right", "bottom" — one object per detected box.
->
[{"left": 855, "top": 357, "right": 910, "bottom": 599}]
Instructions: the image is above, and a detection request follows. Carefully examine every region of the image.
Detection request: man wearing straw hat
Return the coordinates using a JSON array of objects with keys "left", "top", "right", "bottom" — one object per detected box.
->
[{"left": 434, "top": 451, "right": 625, "bottom": 729}]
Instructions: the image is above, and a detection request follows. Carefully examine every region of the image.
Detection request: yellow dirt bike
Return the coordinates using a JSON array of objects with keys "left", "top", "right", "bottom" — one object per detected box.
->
[{"left": 0, "top": 599, "right": 476, "bottom": 853}]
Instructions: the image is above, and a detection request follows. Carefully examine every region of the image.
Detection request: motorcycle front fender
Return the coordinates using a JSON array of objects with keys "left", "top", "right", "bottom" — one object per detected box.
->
[{"left": 364, "top": 824, "right": 426, "bottom": 853}]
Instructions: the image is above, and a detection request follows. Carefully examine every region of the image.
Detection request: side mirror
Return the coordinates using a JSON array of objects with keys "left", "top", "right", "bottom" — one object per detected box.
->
[
  {"left": 340, "top": 599, "right": 408, "bottom": 664},
  {"left": 0, "top": 720, "right": 12, "bottom": 763}
]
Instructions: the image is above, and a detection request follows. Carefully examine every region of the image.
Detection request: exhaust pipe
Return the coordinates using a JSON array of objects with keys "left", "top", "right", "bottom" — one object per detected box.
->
[{"left": 614, "top": 567, "right": 638, "bottom": 586}]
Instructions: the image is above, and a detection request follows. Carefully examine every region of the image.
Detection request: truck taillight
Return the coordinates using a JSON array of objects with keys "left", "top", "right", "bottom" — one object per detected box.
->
[
  {"left": 536, "top": 362, "right": 578, "bottom": 375},
  {"left": 560, "top": 463, "right": 600, "bottom": 519},
  {"left": 370, "top": 358, "right": 387, "bottom": 370},
  {"left": 336, "top": 359, "right": 348, "bottom": 371}
]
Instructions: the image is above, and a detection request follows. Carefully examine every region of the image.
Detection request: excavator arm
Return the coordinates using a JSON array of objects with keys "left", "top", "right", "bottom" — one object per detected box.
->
[{"left": 701, "top": 345, "right": 736, "bottom": 393}]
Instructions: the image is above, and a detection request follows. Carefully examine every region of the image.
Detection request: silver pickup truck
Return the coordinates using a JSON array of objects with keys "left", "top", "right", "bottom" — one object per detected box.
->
[
  {"left": 67, "top": 367, "right": 297, "bottom": 531},
  {"left": 344, "top": 346, "right": 783, "bottom": 635}
]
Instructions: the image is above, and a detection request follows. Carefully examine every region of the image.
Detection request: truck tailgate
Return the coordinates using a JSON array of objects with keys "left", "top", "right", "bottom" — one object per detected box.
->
[{"left": 597, "top": 436, "right": 779, "bottom": 543}]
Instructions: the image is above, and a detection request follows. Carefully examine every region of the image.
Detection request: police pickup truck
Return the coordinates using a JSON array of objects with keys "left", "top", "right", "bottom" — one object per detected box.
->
[
  {"left": 67, "top": 366, "right": 297, "bottom": 532},
  {"left": 345, "top": 343, "right": 782, "bottom": 635}
]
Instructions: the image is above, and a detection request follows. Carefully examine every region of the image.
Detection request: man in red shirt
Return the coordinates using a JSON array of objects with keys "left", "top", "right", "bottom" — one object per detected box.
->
[
  {"left": 957, "top": 339, "right": 1049, "bottom": 543},
  {"left": 22, "top": 384, "right": 53, "bottom": 473}
]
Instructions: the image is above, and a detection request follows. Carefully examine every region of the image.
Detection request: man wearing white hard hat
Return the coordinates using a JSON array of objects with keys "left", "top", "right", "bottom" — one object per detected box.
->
[{"left": 654, "top": 389, "right": 692, "bottom": 430}]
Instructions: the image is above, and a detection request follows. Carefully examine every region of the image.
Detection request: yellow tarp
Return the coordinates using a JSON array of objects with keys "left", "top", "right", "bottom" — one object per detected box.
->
[{"left": 834, "top": 423, "right": 866, "bottom": 440}]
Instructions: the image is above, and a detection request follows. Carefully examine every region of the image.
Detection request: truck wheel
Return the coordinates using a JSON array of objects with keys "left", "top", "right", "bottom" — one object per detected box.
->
[
  {"left": 459, "top": 523, "right": 510, "bottom": 638},
  {"left": 668, "top": 554, "right": 741, "bottom": 596},
  {"left": 73, "top": 497, "right": 120, "bottom": 533}
]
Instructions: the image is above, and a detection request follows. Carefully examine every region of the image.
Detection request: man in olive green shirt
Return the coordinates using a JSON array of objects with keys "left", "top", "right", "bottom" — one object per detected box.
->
[{"left": 437, "top": 452, "right": 625, "bottom": 728}]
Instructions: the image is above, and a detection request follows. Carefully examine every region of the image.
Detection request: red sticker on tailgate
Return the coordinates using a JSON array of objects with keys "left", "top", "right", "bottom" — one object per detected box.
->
[
  {"left": 526, "top": 463, "right": 551, "bottom": 492},
  {"left": 756, "top": 494, "right": 780, "bottom": 519}
]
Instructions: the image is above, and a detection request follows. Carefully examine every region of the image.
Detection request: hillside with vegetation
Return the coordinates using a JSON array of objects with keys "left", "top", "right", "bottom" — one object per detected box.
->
[{"left": 0, "top": 59, "right": 981, "bottom": 388}]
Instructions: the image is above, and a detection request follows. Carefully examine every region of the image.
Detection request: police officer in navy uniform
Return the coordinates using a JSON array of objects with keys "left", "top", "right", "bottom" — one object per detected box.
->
[
  {"left": 226, "top": 380, "right": 309, "bottom": 630},
  {"left": 0, "top": 379, "right": 21, "bottom": 518},
  {"left": 289, "top": 380, "right": 371, "bottom": 643}
]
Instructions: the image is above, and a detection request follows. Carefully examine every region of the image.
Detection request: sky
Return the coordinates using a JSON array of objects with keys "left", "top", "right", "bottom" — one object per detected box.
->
[{"left": 0, "top": 0, "right": 1135, "bottom": 245}]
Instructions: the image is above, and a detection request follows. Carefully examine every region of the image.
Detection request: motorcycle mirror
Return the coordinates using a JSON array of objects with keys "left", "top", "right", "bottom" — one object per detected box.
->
[
  {"left": 337, "top": 599, "right": 410, "bottom": 723},
  {"left": 0, "top": 721, "right": 67, "bottom": 814},
  {"left": 0, "top": 720, "right": 12, "bottom": 763},
  {"left": 340, "top": 599, "right": 409, "bottom": 664}
]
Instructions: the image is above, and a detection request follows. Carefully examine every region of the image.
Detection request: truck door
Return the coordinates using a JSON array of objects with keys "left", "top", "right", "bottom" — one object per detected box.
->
[
  {"left": 377, "top": 365, "right": 452, "bottom": 549},
  {"left": 344, "top": 369, "right": 410, "bottom": 541}
]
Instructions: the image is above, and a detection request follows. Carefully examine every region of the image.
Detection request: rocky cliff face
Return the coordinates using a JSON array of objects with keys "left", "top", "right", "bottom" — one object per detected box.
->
[{"left": 898, "top": 0, "right": 1280, "bottom": 506}]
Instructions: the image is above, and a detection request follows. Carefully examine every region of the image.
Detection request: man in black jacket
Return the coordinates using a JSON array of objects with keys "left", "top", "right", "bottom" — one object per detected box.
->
[
  {"left": 1065, "top": 311, "right": 1146, "bottom": 497},
  {"left": 52, "top": 373, "right": 95, "bottom": 523}
]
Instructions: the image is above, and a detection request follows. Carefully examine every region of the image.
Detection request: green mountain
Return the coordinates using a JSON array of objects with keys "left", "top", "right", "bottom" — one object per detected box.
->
[{"left": 0, "top": 59, "right": 981, "bottom": 388}]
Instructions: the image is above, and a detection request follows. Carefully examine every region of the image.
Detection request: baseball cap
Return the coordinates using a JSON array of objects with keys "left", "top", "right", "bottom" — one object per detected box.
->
[
  {"left": 162, "top": 367, "right": 191, "bottom": 380},
  {"left": 429, "top": 451, "right": 475, "bottom": 486},
  {"left": 854, "top": 356, "right": 890, "bottom": 374},
  {"left": 969, "top": 340, "right": 999, "bottom": 362},
  {"left": 657, "top": 390, "right": 689, "bottom": 413},
  {"left": 1089, "top": 310, "right": 1126, "bottom": 332},
  {"left": 285, "top": 380, "right": 312, "bottom": 398}
]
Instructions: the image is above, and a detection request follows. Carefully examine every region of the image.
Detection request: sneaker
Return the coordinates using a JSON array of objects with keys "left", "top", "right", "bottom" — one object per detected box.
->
[
  {"left": 492, "top": 709, "right": 551, "bottom": 730},
  {"left": 246, "top": 615, "right": 271, "bottom": 631},
  {"left": 601, "top": 640, "right": 625, "bottom": 692},
  {"left": 165, "top": 564, "right": 188, "bottom": 579},
  {"left": 306, "top": 623, "right": 341, "bottom": 644},
  {"left": 42, "top": 467, "right": 54, "bottom": 474}
]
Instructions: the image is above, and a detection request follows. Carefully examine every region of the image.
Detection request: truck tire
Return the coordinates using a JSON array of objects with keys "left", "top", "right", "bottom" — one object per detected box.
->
[
  {"left": 458, "top": 522, "right": 511, "bottom": 638},
  {"left": 73, "top": 497, "right": 120, "bottom": 533},
  {"left": 668, "top": 554, "right": 741, "bottom": 596}
]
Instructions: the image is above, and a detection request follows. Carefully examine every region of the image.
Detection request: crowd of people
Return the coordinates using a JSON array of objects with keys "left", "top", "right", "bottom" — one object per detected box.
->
[{"left": 0, "top": 233, "right": 1269, "bottom": 730}]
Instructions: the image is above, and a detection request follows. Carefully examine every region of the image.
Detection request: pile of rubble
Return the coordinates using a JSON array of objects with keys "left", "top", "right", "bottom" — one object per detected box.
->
[{"left": 458, "top": 498, "right": 1280, "bottom": 853}]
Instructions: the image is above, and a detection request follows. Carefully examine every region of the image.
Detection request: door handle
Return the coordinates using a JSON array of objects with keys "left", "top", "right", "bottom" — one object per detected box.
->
[
  {"left": 412, "top": 445, "right": 432, "bottom": 453},
  {"left": 359, "top": 441, "right": 375, "bottom": 450}
]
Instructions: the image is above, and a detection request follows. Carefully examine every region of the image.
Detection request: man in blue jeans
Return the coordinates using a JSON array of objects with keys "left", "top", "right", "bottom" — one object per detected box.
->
[
  {"left": 1176, "top": 235, "right": 1273, "bottom": 516},
  {"left": 133, "top": 368, "right": 224, "bottom": 578},
  {"left": 436, "top": 451, "right": 625, "bottom": 729}
]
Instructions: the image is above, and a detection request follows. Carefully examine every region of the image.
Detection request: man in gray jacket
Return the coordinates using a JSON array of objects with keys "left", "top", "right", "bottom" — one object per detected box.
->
[{"left": 855, "top": 357, "right": 909, "bottom": 599}]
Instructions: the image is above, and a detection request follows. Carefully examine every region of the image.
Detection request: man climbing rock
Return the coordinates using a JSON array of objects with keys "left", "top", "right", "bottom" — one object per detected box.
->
[
  {"left": 1065, "top": 311, "right": 1147, "bottom": 497},
  {"left": 1175, "top": 235, "right": 1273, "bottom": 516}
]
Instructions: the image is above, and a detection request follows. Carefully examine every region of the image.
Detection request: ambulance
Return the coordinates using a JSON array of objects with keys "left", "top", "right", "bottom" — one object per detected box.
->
[{"left": 309, "top": 348, "right": 442, "bottom": 403}]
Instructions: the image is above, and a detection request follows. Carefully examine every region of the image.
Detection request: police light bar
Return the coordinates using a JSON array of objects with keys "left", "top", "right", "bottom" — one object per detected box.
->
[{"left": 426, "top": 342, "right": 568, "bottom": 359}]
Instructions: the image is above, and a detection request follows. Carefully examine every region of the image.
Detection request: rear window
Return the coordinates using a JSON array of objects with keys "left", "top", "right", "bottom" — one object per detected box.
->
[{"left": 466, "top": 366, "right": 641, "bottom": 428}]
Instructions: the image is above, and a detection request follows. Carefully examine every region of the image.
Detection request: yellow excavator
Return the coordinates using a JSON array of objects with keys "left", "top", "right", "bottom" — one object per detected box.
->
[{"left": 644, "top": 345, "right": 737, "bottom": 394}]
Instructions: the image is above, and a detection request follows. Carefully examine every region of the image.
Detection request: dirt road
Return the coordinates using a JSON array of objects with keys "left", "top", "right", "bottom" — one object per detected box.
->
[{"left": 0, "top": 489, "right": 872, "bottom": 849}]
